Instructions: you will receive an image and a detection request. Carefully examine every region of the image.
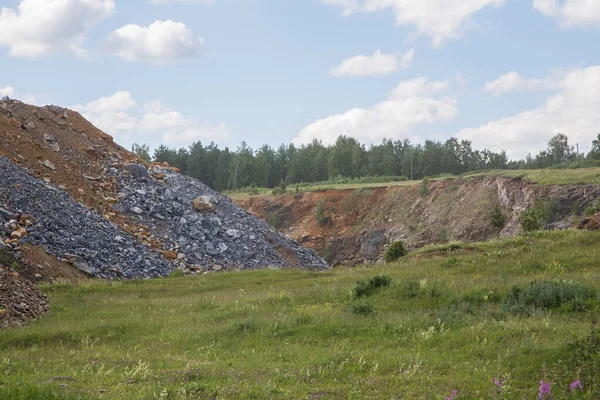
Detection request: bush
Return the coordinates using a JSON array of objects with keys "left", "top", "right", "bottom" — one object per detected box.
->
[
  {"left": 520, "top": 199, "right": 555, "bottom": 232},
  {"left": 490, "top": 204, "right": 507, "bottom": 229},
  {"left": 385, "top": 241, "right": 408, "bottom": 263},
  {"left": 353, "top": 275, "right": 392, "bottom": 298},
  {"left": 315, "top": 200, "right": 330, "bottom": 226},
  {"left": 349, "top": 299, "right": 374, "bottom": 315},
  {"left": 267, "top": 213, "right": 280, "bottom": 228},
  {"left": 169, "top": 269, "right": 185, "bottom": 278},
  {"left": 420, "top": 177, "right": 430, "bottom": 196},
  {"left": 504, "top": 280, "right": 596, "bottom": 314}
]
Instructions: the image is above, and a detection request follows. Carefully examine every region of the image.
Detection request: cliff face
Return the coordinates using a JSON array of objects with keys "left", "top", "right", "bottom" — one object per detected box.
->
[{"left": 235, "top": 177, "right": 600, "bottom": 266}]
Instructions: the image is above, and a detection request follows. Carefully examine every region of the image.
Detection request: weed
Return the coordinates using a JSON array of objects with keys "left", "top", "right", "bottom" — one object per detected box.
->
[
  {"left": 353, "top": 275, "right": 392, "bottom": 298},
  {"left": 349, "top": 299, "right": 374, "bottom": 315},
  {"left": 505, "top": 280, "right": 596, "bottom": 314},
  {"left": 420, "top": 177, "right": 430, "bottom": 196},
  {"left": 168, "top": 269, "right": 185, "bottom": 278}
]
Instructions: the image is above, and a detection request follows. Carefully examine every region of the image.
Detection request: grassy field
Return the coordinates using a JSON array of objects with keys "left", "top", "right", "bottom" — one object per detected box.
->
[
  {"left": 226, "top": 168, "right": 600, "bottom": 199},
  {"left": 2, "top": 230, "right": 600, "bottom": 399}
]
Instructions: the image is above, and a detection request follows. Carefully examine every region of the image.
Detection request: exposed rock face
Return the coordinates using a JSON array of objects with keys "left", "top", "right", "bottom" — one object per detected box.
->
[{"left": 237, "top": 176, "right": 600, "bottom": 266}]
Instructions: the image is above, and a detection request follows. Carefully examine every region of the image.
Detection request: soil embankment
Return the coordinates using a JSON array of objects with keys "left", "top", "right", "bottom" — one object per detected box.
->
[{"left": 236, "top": 177, "right": 600, "bottom": 265}]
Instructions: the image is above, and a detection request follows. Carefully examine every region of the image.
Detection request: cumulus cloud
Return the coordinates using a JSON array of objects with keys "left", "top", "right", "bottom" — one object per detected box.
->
[
  {"left": 484, "top": 70, "right": 563, "bottom": 95},
  {"left": 329, "top": 49, "right": 413, "bottom": 77},
  {"left": 0, "top": 86, "right": 16, "bottom": 98},
  {"left": 458, "top": 66, "right": 600, "bottom": 159},
  {"left": 71, "top": 91, "right": 228, "bottom": 146},
  {"left": 294, "top": 77, "right": 457, "bottom": 146},
  {"left": 104, "top": 20, "right": 205, "bottom": 63},
  {"left": 0, "top": 0, "right": 114, "bottom": 58},
  {"left": 533, "top": 0, "right": 600, "bottom": 27},
  {"left": 0, "top": 85, "right": 38, "bottom": 104},
  {"left": 322, "top": 0, "right": 506, "bottom": 46}
]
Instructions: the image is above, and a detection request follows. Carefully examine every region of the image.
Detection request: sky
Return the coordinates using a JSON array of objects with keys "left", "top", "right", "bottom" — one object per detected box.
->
[{"left": 0, "top": 0, "right": 599, "bottom": 159}]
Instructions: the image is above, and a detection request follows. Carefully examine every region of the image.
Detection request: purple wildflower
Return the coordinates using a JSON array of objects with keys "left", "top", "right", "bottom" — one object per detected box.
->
[
  {"left": 446, "top": 389, "right": 458, "bottom": 400},
  {"left": 494, "top": 377, "right": 505, "bottom": 388},
  {"left": 538, "top": 380, "right": 552, "bottom": 399},
  {"left": 569, "top": 380, "right": 583, "bottom": 392}
]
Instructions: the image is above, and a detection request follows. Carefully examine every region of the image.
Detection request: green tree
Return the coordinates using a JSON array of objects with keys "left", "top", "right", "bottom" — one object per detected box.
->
[{"left": 131, "top": 143, "right": 151, "bottom": 162}]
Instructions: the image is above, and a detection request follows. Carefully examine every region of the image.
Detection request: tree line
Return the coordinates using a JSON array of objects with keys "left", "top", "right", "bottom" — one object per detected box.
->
[{"left": 130, "top": 133, "right": 600, "bottom": 191}]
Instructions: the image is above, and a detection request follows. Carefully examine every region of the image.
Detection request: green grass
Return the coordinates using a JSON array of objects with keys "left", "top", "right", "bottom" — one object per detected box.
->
[
  {"left": 2, "top": 231, "right": 600, "bottom": 399},
  {"left": 227, "top": 168, "right": 600, "bottom": 199},
  {"left": 463, "top": 167, "right": 600, "bottom": 185}
]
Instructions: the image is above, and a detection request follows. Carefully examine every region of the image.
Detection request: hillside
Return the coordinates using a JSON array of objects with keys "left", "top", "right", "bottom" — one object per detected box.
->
[
  {"left": 2, "top": 230, "right": 600, "bottom": 398},
  {"left": 236, "top": 175, "right": 600, "bottom": 265},
  {"left": 0, "top": 99, "right": 327, "bottom": 327}
]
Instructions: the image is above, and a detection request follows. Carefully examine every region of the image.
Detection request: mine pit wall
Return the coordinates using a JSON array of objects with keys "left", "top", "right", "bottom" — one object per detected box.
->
[{"left": 235, "top": 176, "right": 600, "bottom": 266}]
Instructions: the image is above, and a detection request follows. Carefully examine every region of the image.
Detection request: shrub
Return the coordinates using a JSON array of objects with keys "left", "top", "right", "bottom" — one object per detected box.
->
[
  {"left": 267, "top": 213, "right": 280, "bottom": 228},
  {"left": 519, "top": 208, "right": 541, "bottom": 232},
  {"left": 400, "top": 278, "right": 421, "bottom": 298},
  {"left": 315, "top": 200, "right": 330, "bottom": 226},
  {"left": 520, "top": 199, "right": 555, "bottom": 232},
  {"left": 438, "top": 228, "right": 448, "bottom": 243},
  {"left": 504, "top": 280, "right": 596, "bottom": 314},
  {"left": 385, "top": 240, "right": 408, "bottom": 263},
  {"left": 169, "top": 269, "right": 185, "bottom": 278},
  {"left": 490, "top": 204, "right": 507, "bottom": 229},
  {"left": 420, "top": 177, "right": 430, "bottom": 196},
  {"left": 349, "top": 299, "right": 374, "bottom": 315},
  {"left": 353, "top": 275, "right": 392, "bottom": 298}
]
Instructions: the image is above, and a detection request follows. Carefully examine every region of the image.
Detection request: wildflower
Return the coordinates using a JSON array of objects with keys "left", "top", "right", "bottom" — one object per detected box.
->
[
  {"left": 494, "top": 377, "right": 505, "bottom": 388},
  {"left": 446, "top": 389, "right": 458, "bottom": 400},
  {"left": 538, "top": 380, "right": 551, "bottom": 399},
  {"left": 569, "top": 380, "right": 583, "bottom": 392}
]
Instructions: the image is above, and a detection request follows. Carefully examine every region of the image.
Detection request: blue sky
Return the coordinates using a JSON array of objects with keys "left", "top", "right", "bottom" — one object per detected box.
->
[{"left": 1, "top": 0, "right": 599, "bottom": 159}]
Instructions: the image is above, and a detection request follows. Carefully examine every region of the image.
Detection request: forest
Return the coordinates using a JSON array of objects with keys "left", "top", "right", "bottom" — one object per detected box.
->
[{"left": 131, "top": 133, "right": 600, "bottom": 191}]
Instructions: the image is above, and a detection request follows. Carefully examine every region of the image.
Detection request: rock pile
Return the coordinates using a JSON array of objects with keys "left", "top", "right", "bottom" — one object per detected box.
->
[
  {"left": 114, "top": 163, "right": 328, "bottom": 273},
  {"left": 0, "top": 157, "right": 172, "bottom": 279},
  {"left": 0, "top": 265, "right": 48, "bottom": 329},
  {"left": 579, "top": 212, "right": 600, "bottom": 231}
]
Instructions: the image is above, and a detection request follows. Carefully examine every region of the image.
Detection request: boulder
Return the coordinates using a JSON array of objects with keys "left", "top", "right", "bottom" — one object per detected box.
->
[
  {"left": 124, "top": 164, "right": 149, "bottom": 181},
  {"left": 193, "top": 196, "right": 216, "bottom": 213}
]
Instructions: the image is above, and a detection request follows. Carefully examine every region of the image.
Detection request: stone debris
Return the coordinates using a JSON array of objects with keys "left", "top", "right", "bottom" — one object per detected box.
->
[
  {"left": 0, "top": 156, "right": 329, "bottom": 279},
  {"left": 0, "top": 157, "right": 172, "bottom": 279},
  {"left": 0, "top": 265, "right": 48, "bottom": 329}
]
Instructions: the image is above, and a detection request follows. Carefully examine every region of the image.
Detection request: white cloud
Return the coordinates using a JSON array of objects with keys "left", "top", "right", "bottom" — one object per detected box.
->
[
  {"left": 294, "top": 77, "right": 457, "bottom": 146},
  {"left": 484, "top": 70, "right": 563, "bottom": 95},
  {"left": 72, "top": 91, "right": 139, "bottom": 133},
  {"left": 138, "top": 101, "right": 229, "bottom": 145},
  {"left": 330, "top": 49, "right": 413, "bottom": 77},
  {"left": 71, "top": 92, "right": 228, "bottom": 146},
  {"left": 104, "top": 20, "right": 205, "bottom": 63},
  {"left": 0, "top": 0, "right": 114, "bottom": 58},
  {"left": 0, "top": 86, "right": 16, "bottom": 98},
  {"left": 459, "top": 66, "right": 600, "bottom": 159},
  {"left": 322, "top": 0, "right": 506, "bottom": 46},
  {"left": 533, "top": 0, "right": 600, "bottom": 28},
  {"left": 0, "top": 85, "right": 38, "bottom": 104}
]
